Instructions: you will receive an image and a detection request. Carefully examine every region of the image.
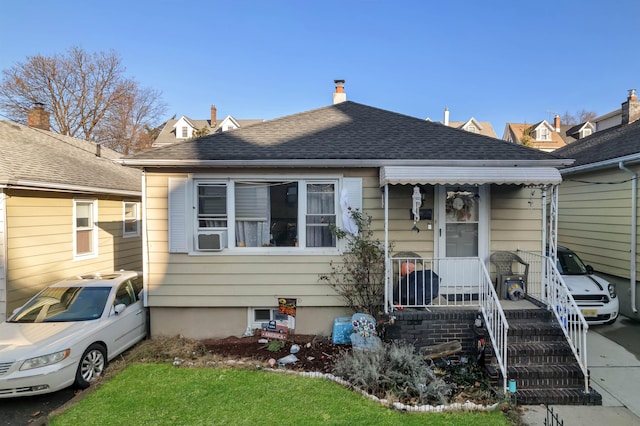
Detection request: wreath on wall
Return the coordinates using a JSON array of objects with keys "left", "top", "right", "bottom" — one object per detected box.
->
[{"left": 446, "top": 192, "right": 476, "bottom": 221}]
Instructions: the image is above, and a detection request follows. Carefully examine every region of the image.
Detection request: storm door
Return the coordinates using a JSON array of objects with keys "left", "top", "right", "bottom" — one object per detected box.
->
[{"left": 436, "top": 185, "right": 489, "bottom": 293}]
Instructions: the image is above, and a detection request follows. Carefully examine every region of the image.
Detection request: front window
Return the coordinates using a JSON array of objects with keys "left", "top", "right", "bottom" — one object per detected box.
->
[
  {"left": 74, "top": 200, "right": 97, "bottom": 257},
  {"left": 194, "top": 179, "right": 338, "bottom": 250},
  {"left": 198, "top": 183, "right": 227, "bottom": 228},
  {"left": 181, "top": 126, "right": 188, "bottom": 138},
  {"left": 9, "top": 286, "right": 111, "bottom": 323},
  {"left": 306, "top": 183, "right": 336, "bottom": 247},
  {"left": 123, "top": 202, "right": 140, "bottom": 237}
]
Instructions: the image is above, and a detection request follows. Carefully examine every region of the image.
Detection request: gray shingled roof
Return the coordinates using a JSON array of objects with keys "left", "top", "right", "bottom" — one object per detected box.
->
[
  {"left": 554, "top": 119, "right": 640, "bottom": 168},
  {"left": 0, "top": 120, "right": 141, "bottom": 194},
  {"left": 127, "top": 102, "right": 565, "bottom": 164}
]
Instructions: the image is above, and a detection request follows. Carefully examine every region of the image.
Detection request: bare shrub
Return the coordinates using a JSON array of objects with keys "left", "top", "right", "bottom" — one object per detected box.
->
[{"left": 333, "top": 341, "right": 454, "bottom": 405}]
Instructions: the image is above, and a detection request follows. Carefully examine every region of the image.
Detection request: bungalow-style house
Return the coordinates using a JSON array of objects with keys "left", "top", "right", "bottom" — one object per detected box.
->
[
  {"left": 0, "top": 106, "right": 143, "bottom": 320},
  {"left": 503, "top": 118, "right": 568, "bottom": 152},
  {"left": 152, "top": 104, "right": 263, "bottom": 148},
  {"left": 554, "top": 89, "right": 640, "bottom": 321},
  {"left": 123, "top": 82, "right": 617, "bottom": 403},
  {"left": 439, "top": 107, "right": 497, "bottom": 137},
  {"left": 120, "top": 81, "right": 573, "bottom": 341}
]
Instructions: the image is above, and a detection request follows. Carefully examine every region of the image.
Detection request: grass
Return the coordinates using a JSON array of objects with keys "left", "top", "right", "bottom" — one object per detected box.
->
[{"left": 50, "top": 364, "right": 510, "bottom": 425}]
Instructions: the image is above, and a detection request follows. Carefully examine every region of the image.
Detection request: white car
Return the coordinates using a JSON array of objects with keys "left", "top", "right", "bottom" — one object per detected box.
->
[
  {"left": 0, "top": 271, "right": 147, "bottom": 398},
  {"left": 556, "top": 246, "right": 619, "bottom": 325}
]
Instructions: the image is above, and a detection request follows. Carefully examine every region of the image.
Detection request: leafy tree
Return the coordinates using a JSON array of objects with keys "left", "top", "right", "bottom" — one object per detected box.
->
[
  {"left": 319, "top": 211, "right": 389, "bottom": 318},
  {"left": 0, "top": 46, "right": 166, "bottom": 154},
  {"left": 192, "top": 127, "right": 210, "bottom": 139},
  {"left": 519, "top": 126, "right": 535, "bottom": 147}
]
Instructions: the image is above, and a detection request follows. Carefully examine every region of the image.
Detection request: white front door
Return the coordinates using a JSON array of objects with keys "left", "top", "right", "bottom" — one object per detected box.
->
[{"left": 436, "top": 185, "right": 489, "bottom": 291}]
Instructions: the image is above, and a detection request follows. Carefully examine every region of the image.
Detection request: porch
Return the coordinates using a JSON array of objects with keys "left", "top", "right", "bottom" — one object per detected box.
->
[{"left": 384, "top": 251, "right": 598, "bottom": 404}]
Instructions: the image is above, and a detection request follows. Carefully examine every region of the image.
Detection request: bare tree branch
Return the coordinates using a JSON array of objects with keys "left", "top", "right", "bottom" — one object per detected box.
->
[{"left": 0, "top": 46, "right": 166, "bottom": 153}]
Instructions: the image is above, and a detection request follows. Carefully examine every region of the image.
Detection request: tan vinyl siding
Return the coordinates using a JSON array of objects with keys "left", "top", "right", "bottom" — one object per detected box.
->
[
  {"left": 5, "top": 190, "right": 142, "bottom": 311},
  {"left": 490, "top": 185, "right": 544, "bottom": 253},
  {"left": 558, "top": 167, "right": 637, "bottom": 280},
  {"left": 145, "top": 169, "right": 380, "bottom": 308}
]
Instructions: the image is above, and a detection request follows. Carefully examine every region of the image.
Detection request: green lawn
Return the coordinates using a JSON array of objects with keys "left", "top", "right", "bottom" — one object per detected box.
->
[{"left": 50, "top": 364, "right": 510, "bottom": 425}]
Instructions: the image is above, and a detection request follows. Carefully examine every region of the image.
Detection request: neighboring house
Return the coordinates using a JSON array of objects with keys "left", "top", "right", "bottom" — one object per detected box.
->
[
  {"left": 592, "top": 89, "right": 639, "bottom": 132},
  {"left": 559, "top": 120, "right": 595, "bottom": 144},
  {"left": 503, "top": 119, "right": 568, "bottom": 152},
  {"left": 0, "top": 106, "right": 143, "bottom": 320},
  {"left": 152, "top": 104, "right": 263, "bottom": 148},
  {"left": 439, "top": 108, "right": 497, "bottom": 137},
  {"left": 554, "top": 89, "right": 640, "bottom": 321},
  {"left": 119, "top": 81, "right": 570, "bottom": 340}
]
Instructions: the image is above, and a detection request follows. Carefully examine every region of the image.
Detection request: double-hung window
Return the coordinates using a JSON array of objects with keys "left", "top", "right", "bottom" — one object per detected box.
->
[
  {"left": 74, "top": 200, "right": 97, "bottom": 258},
  {"left": 170, "top": 177, "right": 360, "bottom": 253},
  {"left": 123, "top": 201, "right": 140, "bottom": 237}
]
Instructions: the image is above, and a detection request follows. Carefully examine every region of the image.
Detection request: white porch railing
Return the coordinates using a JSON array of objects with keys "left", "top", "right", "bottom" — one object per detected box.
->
[
  {"left": 386, "top": 256, "right": 510, "bottom": 392},
  {"left": 516, "top": 250, "right": 590, "bottom": 393}
]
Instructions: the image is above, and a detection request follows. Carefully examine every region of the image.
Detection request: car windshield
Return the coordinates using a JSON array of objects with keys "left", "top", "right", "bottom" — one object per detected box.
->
[
  {"left": 9, "top": 286, "right": 111, "bottom": 323},
  {"left": 556, "top": 251, "right": 588, "bottom": 275}
]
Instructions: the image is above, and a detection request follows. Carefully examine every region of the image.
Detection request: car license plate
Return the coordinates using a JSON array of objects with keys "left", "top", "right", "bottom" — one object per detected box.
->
[{"left": 581, "top": 309, "right": 598, "bottom": 317}]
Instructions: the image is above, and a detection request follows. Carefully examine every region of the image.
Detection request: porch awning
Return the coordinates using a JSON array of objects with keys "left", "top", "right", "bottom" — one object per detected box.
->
[{"left": 379, "top": 166, "right": 562, "bottom": 186}]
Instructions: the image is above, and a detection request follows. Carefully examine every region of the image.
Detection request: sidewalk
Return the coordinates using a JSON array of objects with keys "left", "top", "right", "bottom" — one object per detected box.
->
[{"left": 521, "top": 323, "right": 640, "bottom": 425}]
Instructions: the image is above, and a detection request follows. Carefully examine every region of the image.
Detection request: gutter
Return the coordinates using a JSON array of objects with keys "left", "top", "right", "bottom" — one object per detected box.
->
[
  {"left": 116, "top": 158, "right": 573, "bottom": 168},
  {"left": 619, "top": 162, "right": 638, "bottom": 313},
  {"left": 561, "top": 153, "right": 640, "bottom": 175},
  {"left": 0, "top": 180, "right": 141, "bottom": 197}
]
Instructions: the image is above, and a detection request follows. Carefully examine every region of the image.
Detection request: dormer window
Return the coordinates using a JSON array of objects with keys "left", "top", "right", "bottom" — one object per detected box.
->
[
  {"left": 537, "top": 128, "right": 550, "bottom": 141},
  {"left": 181, "top": 126, "right": 188, "bottom": 138},
  {"left": 467, "top": 125, "right": 477, "bottom": 133},
  {"left": 581, "top": 128, "right": 592, "bottom": 138}
]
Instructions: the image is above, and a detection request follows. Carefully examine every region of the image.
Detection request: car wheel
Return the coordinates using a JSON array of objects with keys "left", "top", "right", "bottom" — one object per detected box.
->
[{"left": 75, "top": 343, "right": 107, "bottom": 389}]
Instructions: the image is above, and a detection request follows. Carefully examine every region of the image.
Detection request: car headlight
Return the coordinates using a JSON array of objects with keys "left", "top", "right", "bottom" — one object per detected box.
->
[
  {"left": 20, "top": 349, "right": 71, "bottom": 371},
  {"left": 608, "top": 284, "right": 617, "bottom": 299}
]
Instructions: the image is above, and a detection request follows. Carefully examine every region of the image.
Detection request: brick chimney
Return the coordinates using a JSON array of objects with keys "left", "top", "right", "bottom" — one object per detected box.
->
[
  {"left": 622, "top": 89, "right": 640, "bottom": 125},
  {"left": 210, "top": 104, "right": 217, "bottom": 127},
  {"left": 27, "top": 102, "right": 50, "bottom": 131},
  {"left": 553, "top": 115, "right": 561, "bottom": 132},
  {"left": 333, "top": 80, "right": 346, "bottom": 104}
]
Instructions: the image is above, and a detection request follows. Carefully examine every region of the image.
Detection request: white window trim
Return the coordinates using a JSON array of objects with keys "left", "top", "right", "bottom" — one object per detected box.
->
[
  {"left": 168, "top": 174, "right": 361, "bottom": 255},
  {"left": 73, "top": 199, "right": 98, "bottom": 260},
  {"left": 123, "top": 201, "right": 141, "bottom": 238},
  {"left": 248, "top": 307, "right": 295, "bottom": 332}
]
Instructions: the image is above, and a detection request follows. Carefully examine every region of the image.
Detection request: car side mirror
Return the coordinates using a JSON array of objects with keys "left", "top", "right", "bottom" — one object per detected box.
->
[
  {"left": 586, "top": 265, "right": 594, "bottom": 274},
  {"left": 114, "top": 303, "right": 126, "bottom": 315}
]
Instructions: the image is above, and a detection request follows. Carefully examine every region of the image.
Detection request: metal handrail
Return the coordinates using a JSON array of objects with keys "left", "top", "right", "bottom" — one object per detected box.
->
[
  {"left": 517, "top": 250, "right": 590, "bottom": 393},
  {"left": 478, "top": 260, "right": 510, "bottom": 393}
]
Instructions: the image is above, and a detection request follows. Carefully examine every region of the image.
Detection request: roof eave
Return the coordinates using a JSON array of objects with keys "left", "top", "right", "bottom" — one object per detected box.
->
[
  {"left": 0, "top": 179, "right": 141, "bottom": 197},
  {"left": 561, "top": 153, "right": 640, "bottom": 175},
  {"left": 116, "top": 158, "right": 573, "bottom": 169}
]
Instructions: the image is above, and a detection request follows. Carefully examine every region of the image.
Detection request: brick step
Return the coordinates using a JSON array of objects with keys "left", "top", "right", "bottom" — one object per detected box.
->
[
  {"left": 513, "top": 388, "right": 602, "bottom": 406},
  {"left": 506, "top": 319, "right": 565, "bottom": 343},
  {"left": 485, "top": 364, "right": 587, "bottom": 389},
  {"left": 506, "top": 364, "right": 586, "bottom": 389},
  {"left": 503, "top": 308, "right": 553, "bottom": 321},
  {"left": 506, "top": 342, "right": 576, "bottom": 364}
]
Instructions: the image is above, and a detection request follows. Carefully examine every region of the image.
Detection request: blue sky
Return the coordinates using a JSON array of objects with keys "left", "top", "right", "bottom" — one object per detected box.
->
[{"left": 1, "top": 0, "right": 638, "bottom": 136}]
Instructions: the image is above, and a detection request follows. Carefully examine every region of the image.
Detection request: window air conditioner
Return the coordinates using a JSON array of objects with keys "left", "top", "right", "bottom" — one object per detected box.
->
[{"left": 197, "top": 231, "right": 227, "bottom": 251}]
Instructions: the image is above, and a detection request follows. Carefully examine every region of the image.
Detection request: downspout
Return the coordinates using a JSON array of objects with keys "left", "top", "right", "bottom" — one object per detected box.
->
[
  {"left": 384, "top": 184, "right": 390, "bottom": 314},
  {"left": 619, "top": 162, "right": 638, "bottom": 313}
]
